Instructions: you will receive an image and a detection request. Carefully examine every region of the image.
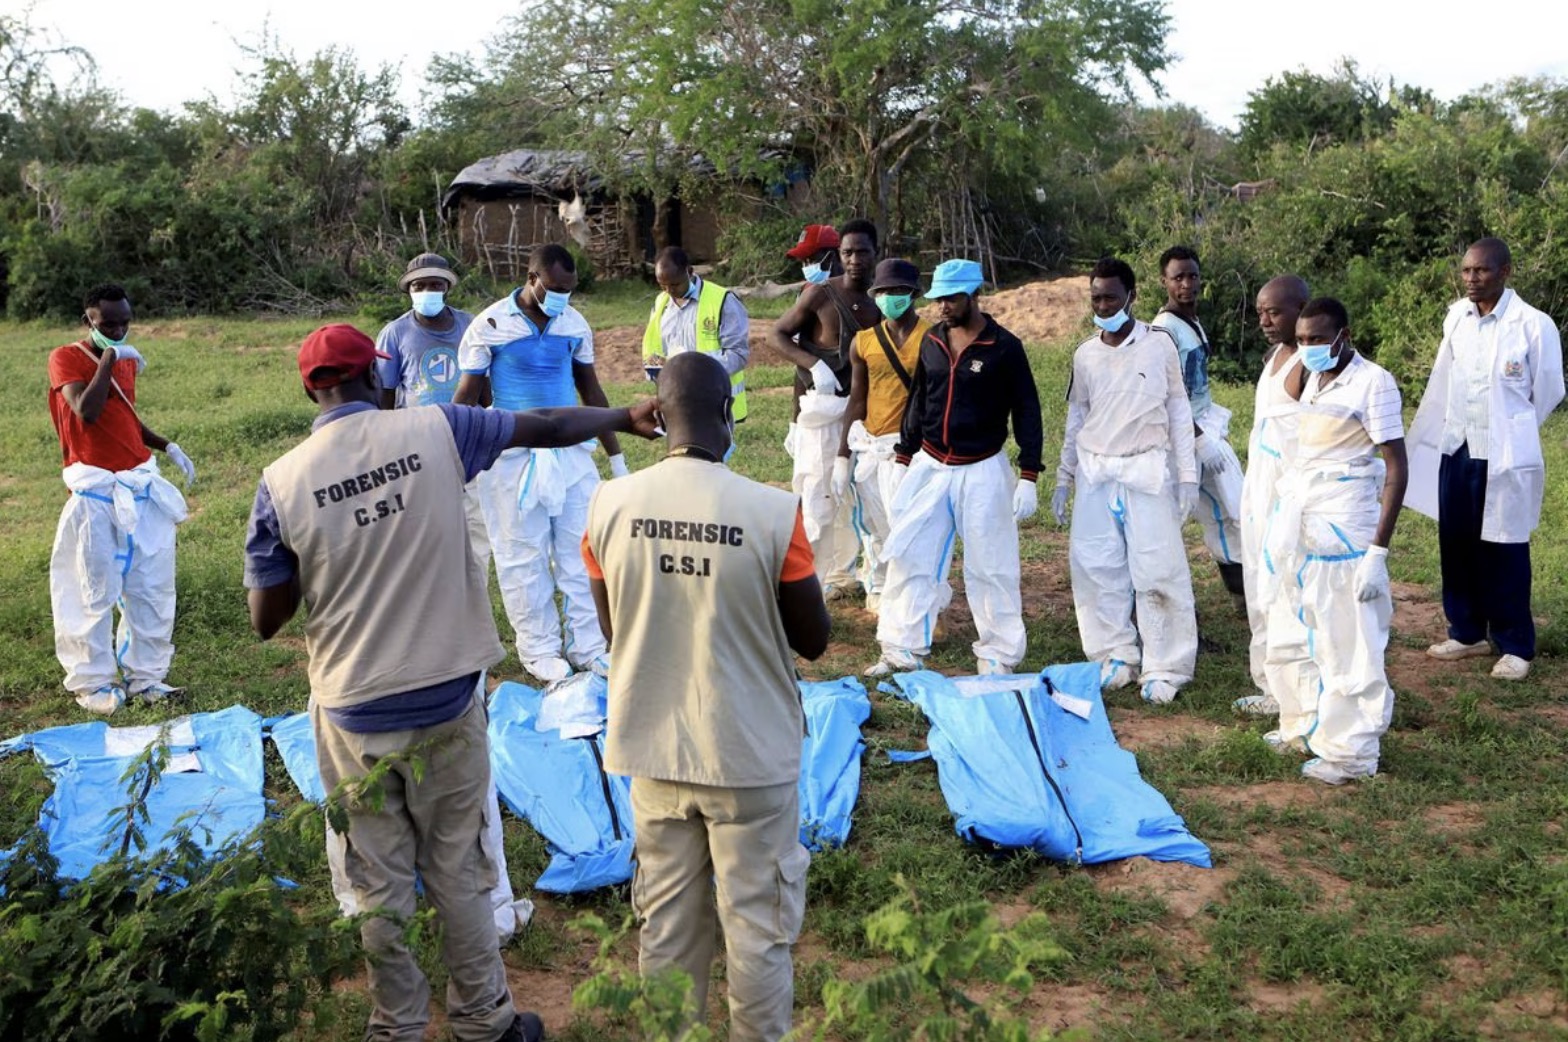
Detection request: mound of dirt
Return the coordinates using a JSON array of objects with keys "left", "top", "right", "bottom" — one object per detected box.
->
[{"left": 590, "top": 275, "right": 1093, "bottom": 385}]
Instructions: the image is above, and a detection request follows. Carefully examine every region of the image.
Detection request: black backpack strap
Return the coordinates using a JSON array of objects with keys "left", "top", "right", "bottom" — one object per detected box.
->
[{"left": 872, "top": 322, "right": 914, "bottom": 392}]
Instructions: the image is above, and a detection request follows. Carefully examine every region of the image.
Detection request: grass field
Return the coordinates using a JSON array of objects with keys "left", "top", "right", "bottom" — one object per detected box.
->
[{"left": 2, "top": 286, "right": 1567, "bottom": 1040}]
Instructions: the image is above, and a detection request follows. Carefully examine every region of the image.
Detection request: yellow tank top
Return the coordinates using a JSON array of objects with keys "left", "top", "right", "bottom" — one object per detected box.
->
[{"left": 856, "top": 318, "right": 930, "bottom": 435}]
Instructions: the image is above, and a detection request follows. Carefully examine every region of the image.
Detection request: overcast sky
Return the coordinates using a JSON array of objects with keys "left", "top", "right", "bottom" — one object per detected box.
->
[{"left": 23, "top": 0, "right": 1568, "bottom": 130}]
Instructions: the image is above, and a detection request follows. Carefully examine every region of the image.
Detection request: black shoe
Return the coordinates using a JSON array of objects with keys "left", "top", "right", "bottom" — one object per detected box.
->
[{"left": 497, "top": 1012, "right": 545, "bottom": 1042}]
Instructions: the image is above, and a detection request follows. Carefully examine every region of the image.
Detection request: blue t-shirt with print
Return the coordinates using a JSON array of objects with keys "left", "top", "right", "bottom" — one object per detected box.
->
[
  {"left": 375, "top": 309, "right": 473, "bottom": 406},
  {"left": 457, "top": 292, "right": 595, "bottom": 410}
]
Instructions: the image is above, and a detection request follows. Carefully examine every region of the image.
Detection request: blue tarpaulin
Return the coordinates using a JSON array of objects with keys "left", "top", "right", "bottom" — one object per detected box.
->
[
  {"left": 885, "top": 664, "right": 1210, "bottom": 867},
  {"left": 798, "top": 678, "right": 871, "bottom": 851},
  {"left": 0, "top": 706, "right": 267, "bottom": 879}
]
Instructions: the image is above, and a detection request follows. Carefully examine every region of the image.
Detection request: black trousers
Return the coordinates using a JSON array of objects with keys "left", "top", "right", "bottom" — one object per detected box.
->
[{"left": 1438, "top": 443, "right": 1535, "bottom": 659}]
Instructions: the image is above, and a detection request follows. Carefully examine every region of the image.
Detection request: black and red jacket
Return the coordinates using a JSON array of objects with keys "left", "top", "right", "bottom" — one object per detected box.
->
[{"left": 894, "top": 314, "right": 1043, "bottom": 480}]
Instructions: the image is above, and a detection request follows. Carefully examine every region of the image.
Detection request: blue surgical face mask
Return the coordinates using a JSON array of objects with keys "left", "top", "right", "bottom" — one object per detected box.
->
[
  {"left": 410, "top": 290, "right": 445, "bottom": 317},
  {"left": 540, "top": 288, "right": 571, "bottom": 318},
  {"left": 801, "top": 262, "right": 830, "bottom": 285},
  {"left": 1092, "top": 308, "right": 1130, "bottom": 332},
  {"left": 89, "top": 325, "right": 128, "bottom": 351},
  {"left": 722, "top": 403, "right": 736, "bottom": 464},
  {"left": 875, "top": 292, "right": 913, "bottom": 319},
  {"left": 1299, "top": 334, "right": 1341, "bottom": 372}
]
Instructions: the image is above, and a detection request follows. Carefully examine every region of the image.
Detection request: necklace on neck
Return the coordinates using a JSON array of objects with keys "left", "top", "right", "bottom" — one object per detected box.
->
[{"left": 668, "top": 444, "right": 720, "bottom": 463}]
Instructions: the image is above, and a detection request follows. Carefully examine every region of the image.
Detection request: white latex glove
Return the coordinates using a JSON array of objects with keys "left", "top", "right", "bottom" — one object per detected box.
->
[
  {"left": 831, "top": 456, "right": 852, "bottom": 502},
  {"left": 165, "top": 442, "right": 196, "bottom": 486},
  {"left": 1354, "top": 544, "right": 1390, "bottom": 602},
  {"left": 1178, "top": 481, "right": 1198, "bottom": 521},
  {"left": 113, "top": 343, "right": 146, "bottom": 373},
  {"left": 1052, "top": 485, "right": 1071, "bottom": 526},
  {"left": 1012, "top": 479, "right": 1038, "bottom": 522},
  {"left": 783, "top": 422, "right": 799, "bottom": 458},
  {"left": 809, "top": 359, "right": 841, "bottom": 395},
  {"left": 1195, "top": 433, "right": 1231, "bottom": 477},
  {"left": 608, "top": 453, "right": 630, "bottom": 478}
]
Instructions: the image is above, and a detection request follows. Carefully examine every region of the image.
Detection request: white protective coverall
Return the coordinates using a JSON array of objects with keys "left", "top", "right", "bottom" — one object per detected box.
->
[
  {"left": 1151, "top": 312, "right": 1244, "bottom": 571},
  {"left": 845, "top": 419, "right": 904, "bottom": 612},
  {"left": 478, "top": 443, "right": 605, "bottom": 670},
  {"left": 1404, "top": 290, "right": 1565, "bottom": 542},
  {"left": 51, "top": 459, "right": 186, "bottom": 693},
  {"left": 1259, "top": 354, "right": 1402, "bottom": 774},
  {"left": 1059, "top": 323, "right": 1198, "bottom": 687},
  {"left": 1240, "top": 349, "right": 1314, "bottom": 697},
  {"left": 875, "top": 451, "right": 1017, "bottom": 664},
  {"left": 790, "top": 392, "right": 860, "bottom": 590}
]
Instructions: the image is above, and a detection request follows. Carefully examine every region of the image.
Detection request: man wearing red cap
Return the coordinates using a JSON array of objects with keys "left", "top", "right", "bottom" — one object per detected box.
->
[
  {"left": 245, "top": 323, "right": 659, "bottom": 1042},
  {"left": 47, "top": 283, "right": 196, "bottom": 714},
  {"left": 771, "top": 219, "right": 882, "bottom": 600}
]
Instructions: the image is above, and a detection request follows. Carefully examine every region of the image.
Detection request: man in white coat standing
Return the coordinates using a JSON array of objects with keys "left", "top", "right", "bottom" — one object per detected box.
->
[{"left": 1406, "top": 237, "right": 1564, "bottom": 682}]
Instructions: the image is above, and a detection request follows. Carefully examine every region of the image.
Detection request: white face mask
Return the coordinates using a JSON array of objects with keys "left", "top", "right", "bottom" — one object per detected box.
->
[
  {"left": 410, "top": 290, "right": 445, "bottom": 317},
  {"left": 1092, "top": 307, "right": 1130, "bottom": 332}
]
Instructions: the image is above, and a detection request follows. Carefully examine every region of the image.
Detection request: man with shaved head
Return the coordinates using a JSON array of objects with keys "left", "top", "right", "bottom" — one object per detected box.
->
[
  {"left": 1233, "top": 275, "right": 1314, "bottom": 723},
  {"left": 582, "top": 351, "right": 830, "bottom": 1042},
  {"left": 1407, "top": 237, "right": 1564, "bottom": 681}
]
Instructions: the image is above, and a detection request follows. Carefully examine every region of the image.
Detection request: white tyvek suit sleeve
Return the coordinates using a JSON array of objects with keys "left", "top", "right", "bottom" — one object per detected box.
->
[
  {"left": 1165, "top": 345, "right": 1198, "bottom": 484},
  {"left": 1058, "top": 401, "right": 1087, "bottom": 488},
  {"left": 1057, "top": 359, "right": 1088, "bottom": 488}
]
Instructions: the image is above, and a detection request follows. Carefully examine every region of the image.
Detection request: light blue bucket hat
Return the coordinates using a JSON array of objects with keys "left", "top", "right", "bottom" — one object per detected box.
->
[{"left": 924, "top": 258, "right": 984, "bottom": 299}]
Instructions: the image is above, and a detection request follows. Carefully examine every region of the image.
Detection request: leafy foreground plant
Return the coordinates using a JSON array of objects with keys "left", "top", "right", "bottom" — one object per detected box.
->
[
  {"left": 570, "top": 874, "right": 1075, "bottom": 1042},
  {"left": 0, "top": 740, "right": 359, "bottom": 1042}
]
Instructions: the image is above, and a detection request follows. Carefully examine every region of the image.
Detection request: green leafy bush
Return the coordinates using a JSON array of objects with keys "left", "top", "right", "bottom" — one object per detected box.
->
[{"left": 0, "top": 744, "right": 358, "bottom": 1042}]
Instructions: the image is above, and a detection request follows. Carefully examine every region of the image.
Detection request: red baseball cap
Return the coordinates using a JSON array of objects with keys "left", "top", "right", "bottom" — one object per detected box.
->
[
  {"left": 298, "top": 324, "right": 389, "bottom": 389},
  {"left": 786, "top": 224, "right": 841, "bottom": 260}
]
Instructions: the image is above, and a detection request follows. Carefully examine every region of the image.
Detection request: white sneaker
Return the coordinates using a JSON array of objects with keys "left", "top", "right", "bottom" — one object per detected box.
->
[
  {"left": 1491, "top": 654, "right": 1531, "bottom": 681},
  {"left": 1426, "top": 638, "right": 1490, "bottom": 660},
  {"left": 1141, "top": 680, "right": 1178, "bottom": 705},
  {"left": 128, "top": 681, "right": 184, "bottom": 704},
  {"left": 1302, "top": 757, "right": 1371, "bottom": 785},
  {"left": 75, "top": 684, "right": 126, "bottom": 715},
  {"left": 864, "top": 650, "right": 922, "bottom": 678},
  {"left": 1100, "top": 659, "right": 1137, "bottom": 691},
  {"left": 1233, "top": 694, "right": 1279, "bottom": 717},
  {"left": 1263, "top": 730, "right": 1308, "bottom": 755},
  {"left": 522, "top": 657, "right": 572, "bottom": 684},
  {"left": 976, "top": 658, "right": 1014, "bottom": 676}
]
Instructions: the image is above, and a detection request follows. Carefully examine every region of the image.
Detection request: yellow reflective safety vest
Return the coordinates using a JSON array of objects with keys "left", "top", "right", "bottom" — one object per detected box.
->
[{"left": 642, "top": 280, "right": 749, "bottom": 421}]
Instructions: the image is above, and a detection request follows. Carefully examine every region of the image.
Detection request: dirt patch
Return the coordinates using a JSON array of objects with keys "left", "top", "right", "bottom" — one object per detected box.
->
[
  {"left": 1387, "top": 582, "right": 1449, "bottom": 703},
  {"left": 929, "top": 276, "right": 1093, "bottom": 347},
  {"left": 1479, "top": 988, "right": 1568, "bottom": 1038},
  {"left": 1245, "top": 978, "right": 1329, "bottom": 1014},
  {"left": 1086, "top": 857, "right": 1234, "bottom": 922},
  {"left": 1105, "top": 711, "right": 1228, "bottom": 754},
  {"left": 594, "top": 324, "right": 791, "bottom": 386},
  {"left": 1421, "top": 801, "right": 1487, "bottom": 836},
  {"left": 1182, "top": 781, "right": 1337, "bottom": 814},
  {"left": 590, "top": 274, "right": 1092, "bottom": 385}
]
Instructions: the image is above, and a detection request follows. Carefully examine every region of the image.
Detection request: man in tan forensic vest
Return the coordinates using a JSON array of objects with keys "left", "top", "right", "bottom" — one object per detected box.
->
[
  {"left": 643, "top": 245, "right": 750, "bottom": 420},
  {"left": 583, "top": 352, "right": 830, "bottom": 1042},
  {"left": 244, "top": 323, "right": 659, "bottom": 1042}
]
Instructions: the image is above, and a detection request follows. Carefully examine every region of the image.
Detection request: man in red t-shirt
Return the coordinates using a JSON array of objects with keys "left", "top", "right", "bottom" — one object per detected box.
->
[{"left": 48, "top": 284, "right": 196, "bottom": 714}]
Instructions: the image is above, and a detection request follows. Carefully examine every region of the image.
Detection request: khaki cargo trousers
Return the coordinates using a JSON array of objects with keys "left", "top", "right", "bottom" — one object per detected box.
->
[
  {"left": 313, "top": 691, "right": 515, "bottom": 1042},
  {"left": 631, "top": 777, "right": 811, "bottom": 1042}
]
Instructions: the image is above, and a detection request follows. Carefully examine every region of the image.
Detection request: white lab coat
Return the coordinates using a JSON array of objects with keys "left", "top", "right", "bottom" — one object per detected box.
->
[{"left": 1406, "top": 290, "right": 1564, "bottom": 543}]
